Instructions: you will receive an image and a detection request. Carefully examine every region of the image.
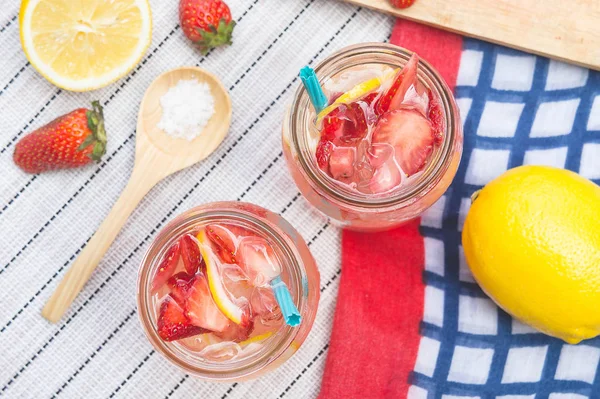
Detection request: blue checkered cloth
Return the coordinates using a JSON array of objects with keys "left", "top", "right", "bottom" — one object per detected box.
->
[{"left": 408, "top": 39, "right": 600, "bottom": 399}]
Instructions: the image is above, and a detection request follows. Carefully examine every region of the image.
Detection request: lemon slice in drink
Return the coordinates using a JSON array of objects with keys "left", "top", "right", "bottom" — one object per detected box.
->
[
  {"left": 197, "top": 230, "right": 247, "bottom": 326},
  {"left": 316, "top": 68, "right": 398, "bottom": 123},
  {"left": 239, "top": 332, "right": 273, "bottom": 347},
  {"left": 20, "top": 0, "right": 152, "bottom": 91}
]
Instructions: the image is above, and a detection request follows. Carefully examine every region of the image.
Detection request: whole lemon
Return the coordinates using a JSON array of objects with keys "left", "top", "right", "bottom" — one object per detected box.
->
[{"left": 462, "top": 165, "right": 600, "bottom": 344}]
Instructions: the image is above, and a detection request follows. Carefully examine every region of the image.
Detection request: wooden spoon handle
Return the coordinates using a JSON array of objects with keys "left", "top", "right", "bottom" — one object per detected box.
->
[{"left": 42, "top": 167, "right": 158, "bottom": 323}]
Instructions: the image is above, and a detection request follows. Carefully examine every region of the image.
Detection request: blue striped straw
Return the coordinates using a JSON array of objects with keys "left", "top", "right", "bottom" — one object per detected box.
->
[
  {"left": 270, "top": 275, "right": 301, "bottom": 327},
  {"left": 299, "top": 66, "right": 327, "bottom": 113}
]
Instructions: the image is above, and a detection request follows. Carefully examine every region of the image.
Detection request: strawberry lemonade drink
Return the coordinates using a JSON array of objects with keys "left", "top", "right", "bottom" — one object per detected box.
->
[
  {"left": 137, "top": 202, "right": 319, "bottom": 380},
  {"left": 283, "top": 43, "right": 463, "bottom": 231}
]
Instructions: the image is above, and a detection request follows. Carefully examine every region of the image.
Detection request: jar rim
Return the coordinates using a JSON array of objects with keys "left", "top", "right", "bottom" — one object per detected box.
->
[
  {"left": 288, "top": 42, "right": 460, "bottom": 211},
  {"left": 136, "top": 202, "right": 306, "bottom": 381}
]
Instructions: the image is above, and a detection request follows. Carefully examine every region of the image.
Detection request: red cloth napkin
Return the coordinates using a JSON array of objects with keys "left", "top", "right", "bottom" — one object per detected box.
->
[{"left": 319, "top": 20, "right": 462, "bottom": 399}]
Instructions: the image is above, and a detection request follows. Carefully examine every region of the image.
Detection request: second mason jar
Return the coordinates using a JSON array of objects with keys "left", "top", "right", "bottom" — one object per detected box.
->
[{"left": 283, "top": 43, "right": 463, "bottom": 231}]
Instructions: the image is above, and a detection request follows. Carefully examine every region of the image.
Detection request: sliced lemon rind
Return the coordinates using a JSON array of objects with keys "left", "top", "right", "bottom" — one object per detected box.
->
[
  {"left": 239, "top": 332, "right": 273, "bottom": 347},
  {"left": 197, "top": 230, "right": 244, "bottom": 325},
  {"left": 20, "top": 0, "right": 152, "bottom": 92},
  {"left": 316, "top": 68, "right": 398, "bottom": 123}
]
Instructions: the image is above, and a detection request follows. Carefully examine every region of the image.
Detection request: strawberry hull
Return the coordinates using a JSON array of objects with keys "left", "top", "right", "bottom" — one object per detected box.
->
[
  {"left": 13, "top": 101, "right": 107, "bottom": 174},
  {"left": 179, "top": 0, "right": 236, "bottom": 54}
]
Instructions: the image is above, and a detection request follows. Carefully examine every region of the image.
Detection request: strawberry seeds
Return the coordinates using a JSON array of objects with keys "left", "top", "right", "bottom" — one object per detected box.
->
[{"left": 315, "top": 53, "right": 445, "bottom": 195}]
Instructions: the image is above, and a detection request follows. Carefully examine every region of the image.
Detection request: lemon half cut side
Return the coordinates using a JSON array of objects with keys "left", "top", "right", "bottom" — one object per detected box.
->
[{"left": 20, "top": 0, "right": 152, "bottom": 91}]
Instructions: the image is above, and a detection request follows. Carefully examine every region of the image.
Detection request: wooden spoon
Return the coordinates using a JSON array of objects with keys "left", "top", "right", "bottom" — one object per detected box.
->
[{"left": 42, "top": 67, "right": 232, "bottom": 323}]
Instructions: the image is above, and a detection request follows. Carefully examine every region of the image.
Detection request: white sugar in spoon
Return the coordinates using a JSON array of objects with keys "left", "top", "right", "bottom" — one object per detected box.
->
[{"left": 42, "top": 67, "right": 231, "bottom": 323}]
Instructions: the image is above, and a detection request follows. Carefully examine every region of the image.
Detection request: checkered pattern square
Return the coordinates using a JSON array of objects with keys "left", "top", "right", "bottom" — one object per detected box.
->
[{"left": 411, "top": 39, "right": 600, "bottom": 398}]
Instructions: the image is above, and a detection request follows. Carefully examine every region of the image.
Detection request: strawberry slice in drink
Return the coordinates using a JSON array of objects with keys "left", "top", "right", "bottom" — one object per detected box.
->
[
  {"left": 317, "top": 98, "right": 370, "bottom": 173},
  {"left": 321, "top": 108, "right": 344, "bottom": 140},
  {"left": 205, "top": 224, "right": 238, "bottom": 264},
  {"left": 167, "top": 272, "right": 195, "bottom": 306},
  {"left": 371, "top": 108, "right": 434, "bottom": 186},
  {"left": 361, "top": 91, "right": 380, "bottom": 107},
  {"left": 185, "top": 274, "right": 231, "bottom": 333},
  {"left": 180, "top": 234, "right": 204, "bottom": 274},
  {"left": 341, "top": 102, "right": 369, "bottom": 140},
  {"left": 376, "top": 53, "right": 419, "bottom": 115},
  {"left": 322, "top": 102, "right": 369, "bottom": 141},
  {"left": 197, "top": 229, "right": 252, "bottom": 328},
  {"left": 152, "top": 241, "right": 181, "bottom": 292},
  {"left": 214, "top": 315, "right": 254, "bottom": 342},
  {"left": 238, "top": 236, "right": 282, "bottom": 287},
  {"left": 427, "top": 89, "right": 445, "bottom": 144},
  {"left": 157, "top": 296, "right": 207, "bottom": 341}
]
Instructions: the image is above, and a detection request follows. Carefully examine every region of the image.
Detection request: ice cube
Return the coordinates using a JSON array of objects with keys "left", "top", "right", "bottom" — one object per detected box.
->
[
  {"left": 198, "top": 341, "right": 242, "bottom": 361},
  {"left": 323, "top": 64, "right": 395, "bottom": 94},
  {"left": 329, "top": 147, "right": 356, "bottom": 179},
  {"left": 251, "top": 288, "right": 283, "bottom": 326},
  {"left": 402, "top": 83, "right": 430, "bottom": 116},
  {"left": 179, "top": 333, "right": 216, "bottom": 352},
  {"left": 214, "top": 312, "right": 254, "bottom": 342},
  {"left": 219, "top": 263, "right": 253, "bottom": 301},
  {"left": 240, "top": 342, "right": 264, "bottom": 357},
  {"left": 354, "top": 161, "right": 374, "bottom": 183},
  {"left": 223, "top": 274, "right": 254, "bottom": 301},
  {"left": 365, "top": 157, "right": 402, "bottom": 194},
  {"left": 251, "top": 288, "right": 278, "bottom": 315},
  {"left": 238, "top": 237, "right": 281, "bottom": 287},
  {"left": 221, "top": 264, "right": 248, "bottom": 282},
  {"left": 368, "top": 143, "right": 394, "bottom": 168}
]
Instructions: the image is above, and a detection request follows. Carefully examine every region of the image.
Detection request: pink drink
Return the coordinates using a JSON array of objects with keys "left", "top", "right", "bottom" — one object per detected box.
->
[
  {"left": 315, "top": 55, "right": 443, "bottom": 195},
  {"left": 137, "top": 202, "right": 319, "bottom": 380},
  {"left": 283, "top": 43, "right": 463, "bottom": 231},
  {"left": 150, "top": 223, "right": 284, "bottom": 360}
]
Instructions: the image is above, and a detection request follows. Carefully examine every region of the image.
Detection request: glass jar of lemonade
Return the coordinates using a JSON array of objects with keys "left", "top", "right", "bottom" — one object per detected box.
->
[
  {"left": 137, "top": 202, "right": 320, "bottom": 381},
  {"left": 283, "top": 43, "right": 463, "bottom": 231}
]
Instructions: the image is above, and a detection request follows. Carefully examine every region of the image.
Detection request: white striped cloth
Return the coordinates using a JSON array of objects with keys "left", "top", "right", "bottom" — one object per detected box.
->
[{"left": 0, "top": 1, "right": 393, "bottom": 398}]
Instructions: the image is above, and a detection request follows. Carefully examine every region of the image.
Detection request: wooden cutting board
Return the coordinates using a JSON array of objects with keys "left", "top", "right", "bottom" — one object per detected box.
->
[{"left": 342, "top": 0, "right": 600, "bottom": 71}]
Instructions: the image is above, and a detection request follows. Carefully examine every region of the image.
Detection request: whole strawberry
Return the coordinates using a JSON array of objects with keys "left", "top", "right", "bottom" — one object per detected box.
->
[
  {"left": 13, "top": 101, "right": 107, "bottom": 174},
  {"left": 390, "top": 0, "right": 416, "bottom": 8},
  {"left": 179, "top": 0, "right": 236, "bottom": 55}
]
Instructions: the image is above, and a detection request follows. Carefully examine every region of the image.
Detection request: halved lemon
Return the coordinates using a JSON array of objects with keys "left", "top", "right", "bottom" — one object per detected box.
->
[
  {"left": 20, "top": 0, "right": 152, "bottom": 91},
  {"left": 316, "top": 68, "right": 398, "bottom": 123},
  {"left": 197, "top": 230, "right": 246, "bottom": 325}
]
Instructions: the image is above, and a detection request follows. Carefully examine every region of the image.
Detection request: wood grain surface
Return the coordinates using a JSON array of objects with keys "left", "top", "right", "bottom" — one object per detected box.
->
[{"left": 342, "top": 0, "right": 600, "bottom": 70}]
